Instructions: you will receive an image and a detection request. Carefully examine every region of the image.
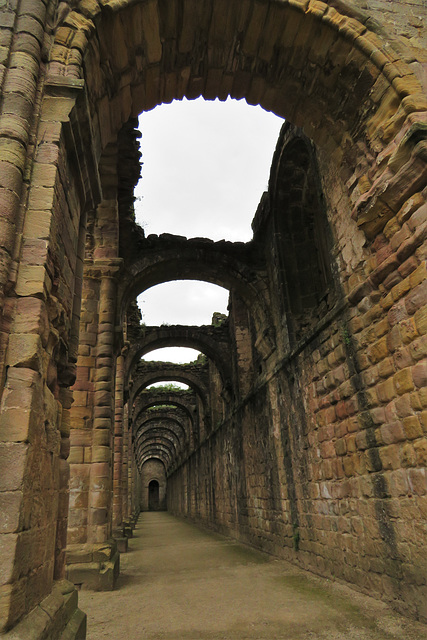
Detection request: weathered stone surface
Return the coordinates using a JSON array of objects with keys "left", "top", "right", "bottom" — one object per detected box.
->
[{"left": 0, "top": 0, "right": 426, "bottom": 636}]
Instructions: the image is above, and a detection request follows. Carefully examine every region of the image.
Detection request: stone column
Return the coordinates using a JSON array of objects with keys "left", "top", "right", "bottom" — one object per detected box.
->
[
  {"left": 112, "top": 351, "right": 128, "bottom": 552},
  {"left": 123, "top": 423, "right": 133, "bottom": 537},
  {"left": 122, "top": 402, "right": 130, "bottom": 523},
  {"left": 67, "top": 260, "right": 122, "bottom": 590}
]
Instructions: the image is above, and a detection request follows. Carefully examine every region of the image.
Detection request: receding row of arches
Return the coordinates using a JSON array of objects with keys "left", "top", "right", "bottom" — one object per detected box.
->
[
  {"left": 0, "top": 0, "right": 425, "bottom": 636},
  {"left": 113, "top": 122, "right": 337, "bottom": 520}
]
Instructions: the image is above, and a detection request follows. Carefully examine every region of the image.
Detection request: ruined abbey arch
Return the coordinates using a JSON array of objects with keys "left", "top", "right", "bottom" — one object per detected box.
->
[
  {"left": 0, "top": 0, "right": 426, "bottom": 638},
  {"left": 132, "top": 393, "right": 198, "bottom": 430},
  {"left": 125, "top": 324, "right": 232, "bottom": 389},
  {"left": 135, "top": 409, "right": 190, "bottom": 447}
]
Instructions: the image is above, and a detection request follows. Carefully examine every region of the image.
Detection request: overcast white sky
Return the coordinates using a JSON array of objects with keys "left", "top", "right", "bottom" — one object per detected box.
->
[{"left": 135, "top": 97, "right": 283, "bottom": 365}]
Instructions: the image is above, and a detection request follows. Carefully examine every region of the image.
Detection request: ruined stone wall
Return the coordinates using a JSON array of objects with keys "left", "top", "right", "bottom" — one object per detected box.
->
[
  {"left": 1, "top": 0, "right": 426, "bottom": 636},
  {"left": 0, "top": 61, "right": 89, "bottom": 636},
  {"left": 346, "top": 0, "right": 426, "bottom": 62},
  {"left": 167, "top": 125, "right": 427, "bottom": 621}
]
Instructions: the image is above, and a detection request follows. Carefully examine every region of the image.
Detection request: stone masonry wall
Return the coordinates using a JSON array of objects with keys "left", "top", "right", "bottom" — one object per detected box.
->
[
  {"left": 0, "top": 0, "right": 426, "bottom": 637},
  {"left": 167, "top": 124, "right": 427, "bottom": 621}
]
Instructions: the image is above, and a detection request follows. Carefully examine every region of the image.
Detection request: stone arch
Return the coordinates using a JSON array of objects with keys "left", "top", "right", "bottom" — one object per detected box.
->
[
  {"left": 136, "top": 422, "right": 185, "bottom": 454},
  {"left": 130, "top": 367, "right": 210, "bottom": 407},
  {"left": 136, "top": 429, "right": 181, "bottom": 460},
  {"left": 137, "top": 441, "right": 174, "bottom": 466},
  {"left": 130, "top": 365, "right": 210, "bottom": 443},
  {"left": 133, "top": 395, "right": 197, "bottom": 424},
  {"left": 119, "top": 239, "right": 275, "bottom": 358},
  {"left": 132, "top": 394, "right": 198, "bottom": 449},
  {"left": 125, "top": 325, "right": 232, "bottom": 387},
  {"left": 135, "top": 416, "right": 188, "bottom": 456},
  {"left": 47, "top": 0, "right": 426, "bottom": 245},
  {"left": 0, "top": 1, "right": 425, "bottom": 634},
  {"left": 134, "top": 410, "right": 189, "bottom": 442},
  {"left": 139, "top": 452, "right": 169, "bottom": 469},
  {"left": 136, "top": 435, "right": 182, "bottom": 472}
]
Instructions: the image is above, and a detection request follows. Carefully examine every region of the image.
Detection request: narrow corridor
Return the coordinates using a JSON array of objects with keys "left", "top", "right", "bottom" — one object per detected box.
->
[{"left": 79, "top": 513, "right": 424, "bottom": 640}]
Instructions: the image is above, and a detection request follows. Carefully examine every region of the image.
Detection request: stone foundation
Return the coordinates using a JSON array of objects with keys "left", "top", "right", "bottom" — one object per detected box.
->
[
  {"left": 1, "top": 581, "right": 85, "bottom": 640},
  {"left": 66, "top": 542, "right": 120, "bottom": 591},
  {"left": 113, "top": 530, "right": 129, "bottom": 554}
]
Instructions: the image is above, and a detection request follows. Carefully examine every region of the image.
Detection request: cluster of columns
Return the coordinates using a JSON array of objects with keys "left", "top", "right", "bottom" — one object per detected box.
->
[{"left": 66, "top": 201, "right": 141, "bottom": 589}]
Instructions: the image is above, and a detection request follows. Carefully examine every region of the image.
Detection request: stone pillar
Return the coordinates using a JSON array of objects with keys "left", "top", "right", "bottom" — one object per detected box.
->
[
  {"left": 112, "top": 352, "right": 128, "bottom": 552},
  {"left": 67, "top": 260, "right": 122, "bottom": 590},
  {"left": 122, "top": 402, "right": 130, "bottom": 523},
  {"left": 123, "top": 425, "right": 138, "bottom": 537},
  {"left": 88, "top": 271, "right": 116, "bottom": 543}
]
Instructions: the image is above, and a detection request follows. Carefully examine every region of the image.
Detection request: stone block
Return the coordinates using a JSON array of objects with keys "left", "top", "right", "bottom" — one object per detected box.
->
[
  {"left": 0, "top": 492, "right": 22, "bottom": 534},
  {"left": 91, "top": 445, "right": 110, "bottom": 463},
  {"left": 379, "top": 444, "right": 400, "bottom": 470},
  {"left": 380, "top": 421, "right": 405, "bottom": 444},
  {"left": 15, "top": 264, "right": 49, "bottom": 298},
  {"left": 114, "top": 537, "right": 128, "bottom": 553},
  {"left": 60, "top": 608, "right": 87, "bottom": 640},
  {"left": 414, "top": 440, "right": 427, "bottom": 466},
  {"left": 399, "top": 317, "right": 418, "bottom": 344},
  {"left": 66, "top": 544, "right": 119, "bottom": 591},
  {"left": 414, "top": 306, "right": 427, "bottom": 335},
  {"left": 412, "top": 361, "right": 427, "bottom": 388},
  {"left": 406, "top": 281, "right": 427, "bottom": 316},
  {"left": 0, "top": 443, "right": 28, "bottom": 491},
  {"left": 403, "top": 416, "right": 423, "bottom": 440},
  {"left": 6, "top": 333, "right": 43, "bottom": 372},
  {"left": 377, "top": 378, "right": 396, "bottom": 403},
  {"left": 393, "top": 367, "right": 414, "bottom": 395}
]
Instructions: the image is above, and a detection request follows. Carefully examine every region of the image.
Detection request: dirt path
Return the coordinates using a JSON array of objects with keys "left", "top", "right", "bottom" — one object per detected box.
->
[{"left": 78, "top": 512, "right": 426, "bottom": 640}]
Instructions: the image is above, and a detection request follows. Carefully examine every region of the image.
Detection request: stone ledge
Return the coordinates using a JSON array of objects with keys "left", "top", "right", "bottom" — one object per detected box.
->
[
  {"left": 66, "top": 541, "right": 120, "bottom": 591},
  {"left": 1, "top": 580, "right": 86, "bottom": 640}
]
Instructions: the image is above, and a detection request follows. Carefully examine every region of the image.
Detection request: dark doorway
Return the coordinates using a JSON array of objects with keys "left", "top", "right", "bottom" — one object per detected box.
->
[{"left": 148, "top": 480, "right": 160, "bottom": 511}]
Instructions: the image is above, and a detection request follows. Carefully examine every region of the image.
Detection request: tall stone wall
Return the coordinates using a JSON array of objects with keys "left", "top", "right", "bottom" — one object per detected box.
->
[
  {"left": 0, "top": 0, "right": 426, "bottom": 637},
  {"left": 167, "top": 123, "right": 427, "bottom": 621}
]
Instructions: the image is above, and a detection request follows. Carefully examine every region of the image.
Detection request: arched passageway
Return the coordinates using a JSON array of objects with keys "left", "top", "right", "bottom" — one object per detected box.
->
[
  {"left": 0, "top": 1, "right": 426, "bottom": 638},
  {"left": 148, "top": 481, "right": 160, "bottom": 511}
]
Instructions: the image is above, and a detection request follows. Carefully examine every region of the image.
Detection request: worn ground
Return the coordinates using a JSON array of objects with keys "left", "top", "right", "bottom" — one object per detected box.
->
[{"left": 78, "top": 512, "right": 426, "bottom": 640}]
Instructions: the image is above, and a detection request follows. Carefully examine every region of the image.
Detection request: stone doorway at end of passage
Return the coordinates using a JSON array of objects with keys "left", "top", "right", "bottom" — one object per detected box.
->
[{"left": 148, "top": 480, "right": 161, "bottom": 511}]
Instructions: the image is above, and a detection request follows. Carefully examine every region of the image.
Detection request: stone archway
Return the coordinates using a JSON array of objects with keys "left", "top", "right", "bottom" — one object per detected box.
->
[
  {"left": 0, "top": 1, "right": 426, "bottom": 636},
  {"left": 125, "top": 324, "right": 232, "bottom": 390}
]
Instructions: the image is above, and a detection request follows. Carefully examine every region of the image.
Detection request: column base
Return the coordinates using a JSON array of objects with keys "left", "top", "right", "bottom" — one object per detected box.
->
[
  {"left": 66, "top": 540, "right": 120, "bottom": 591},
  {"left": 123, "top": 510, "right": 140, "bottom": 538},
  {"left": 112, "top": 529, "right": 129, "bottom": 553},
  {"left": 1, "top": 580, "right": 86, "bottom": 639}
]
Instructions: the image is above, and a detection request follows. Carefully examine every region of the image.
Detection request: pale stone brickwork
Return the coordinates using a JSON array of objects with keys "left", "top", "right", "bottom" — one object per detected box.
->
[{"left": 0, "top": 1, "right": 426, "bottom": 638}]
